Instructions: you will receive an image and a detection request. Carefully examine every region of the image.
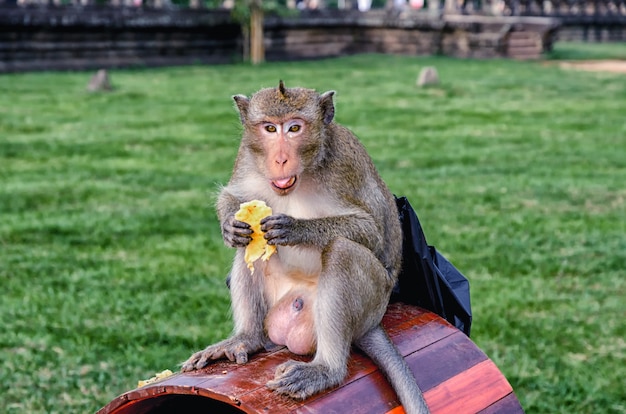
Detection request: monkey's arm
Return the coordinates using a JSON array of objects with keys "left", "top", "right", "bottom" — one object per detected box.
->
[
  {"left": 216, "top": 188, "right": 253, "bottom": 248},
  {"left": 260, "top": 212, "right": 381, "bottom": 252}
]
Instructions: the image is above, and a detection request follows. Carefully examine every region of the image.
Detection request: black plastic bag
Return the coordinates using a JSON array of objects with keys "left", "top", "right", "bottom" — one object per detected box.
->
[{"left": 391, "top": 196, "right": 472, "bottom": 336}]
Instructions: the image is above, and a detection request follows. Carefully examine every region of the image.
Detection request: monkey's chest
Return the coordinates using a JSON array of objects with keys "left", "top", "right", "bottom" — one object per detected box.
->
[{"left": 262, "top": 246, "right": 321, "bottom": 307}]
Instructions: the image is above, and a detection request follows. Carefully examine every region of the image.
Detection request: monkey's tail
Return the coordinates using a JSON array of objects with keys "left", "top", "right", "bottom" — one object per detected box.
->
[{"left": 356, "top": 325, "right": 431, "bottom": 414}]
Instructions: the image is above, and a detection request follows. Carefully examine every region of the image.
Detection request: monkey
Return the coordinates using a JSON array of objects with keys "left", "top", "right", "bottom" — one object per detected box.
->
[{"left": 181, "top": 81, "right": 430, "bottom": 414}]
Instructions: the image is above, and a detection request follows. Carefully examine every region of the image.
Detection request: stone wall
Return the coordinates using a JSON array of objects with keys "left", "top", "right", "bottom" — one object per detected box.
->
[
  {"left": 265, "top": 12, "right": 560, "bottom": 61},
  {"left": 0, "top": 6, "right": 561, "bottom": 73},
  {"left": 556, "top": 18, "right": 626, "bottom": 41},
  {"left": 0, "top": 6, "right": 241, "bottom": 72}
]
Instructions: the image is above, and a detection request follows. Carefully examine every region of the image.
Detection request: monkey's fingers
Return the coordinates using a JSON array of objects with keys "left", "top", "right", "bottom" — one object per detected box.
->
[
  {"left": 228, "top": 233, "right": 254, "bottom": 248},
  {"left": 181, "top": 346, "right": 227, "bottom": 372},
  {"left": 224, "top": 218, "right": 252, "bottom": 234},
  {"left": 261, "top": 214, "right": 296, "bottom": 246},
  {"left": 231, "top": 218, "right": 253, "bottom": 230},
  {"left": 180, "top": 351, "right": 208, "bottom": 372},
  {"left": 225, "top": 343, "right": 250, "bottom": 364},
  {"left": 260, "top": 214, "right": 294, "bottom": 230},
  {"left": 267, "top": 361, "right": 331, "bottom": 401},
  {"left": 263, "top": 230, "right": 291, "bottom": 246},
  {"left": 223, "top": 234, "right": 252, "bottom": 248},
  {"left": 222, "top": 219, "right": 253, "bottom": 247}
]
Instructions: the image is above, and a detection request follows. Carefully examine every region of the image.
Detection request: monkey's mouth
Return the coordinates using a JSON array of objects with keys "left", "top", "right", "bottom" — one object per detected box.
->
[{"left": 271, "top": 176, "right": 297, "bottom": 194}]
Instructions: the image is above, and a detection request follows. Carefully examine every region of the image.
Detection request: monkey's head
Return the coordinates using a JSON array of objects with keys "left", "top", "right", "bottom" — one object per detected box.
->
[{"left": 233, "top": 81, "right": 335, "bottom": 196}]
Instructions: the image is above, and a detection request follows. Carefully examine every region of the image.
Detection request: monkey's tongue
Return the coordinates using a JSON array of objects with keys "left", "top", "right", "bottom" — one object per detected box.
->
[{"left": 272, "top": 176, "right": 296, "bottom": 189}]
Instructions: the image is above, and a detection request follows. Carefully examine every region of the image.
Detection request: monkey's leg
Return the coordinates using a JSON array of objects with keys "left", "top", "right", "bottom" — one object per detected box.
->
[
  {"left": 181, "top": 251, "right": 269, "bottom": 371},
  {"left": 356, "top": 326, "right": 430, "bottom": 414},
  {"left": 267, "top": 237, "right": 393, "bottom": 400}
]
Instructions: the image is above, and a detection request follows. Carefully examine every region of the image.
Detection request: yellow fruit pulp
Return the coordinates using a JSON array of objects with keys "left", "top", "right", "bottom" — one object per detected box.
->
[
  {"left": 137, "top": 369, "right": 174, "bottom": 388},
  {"left": 234, "top": 200, "right": 277, "bottom": 273}
]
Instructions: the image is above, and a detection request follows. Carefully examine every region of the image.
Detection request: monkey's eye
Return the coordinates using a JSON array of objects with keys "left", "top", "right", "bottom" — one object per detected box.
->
[
  {"left": 265, "top": 125, "right": 277, "bottom": 133},
  {"left": 288, "top": 125, "right": 301, "bottom": 133}
]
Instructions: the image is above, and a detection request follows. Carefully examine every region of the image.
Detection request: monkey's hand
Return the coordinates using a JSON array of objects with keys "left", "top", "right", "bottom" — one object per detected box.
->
[
  {"left": 261, "top": 214, "right": 299, "bottom": 246},
  {"left": 180, "top": 334, "right": 266, "bottom": 371},
  {"left": 267, "top": 360, "right": 342, "bottom": 400},
  {"left": 222, "top": 215, "right": 253, "bottom": 248}
]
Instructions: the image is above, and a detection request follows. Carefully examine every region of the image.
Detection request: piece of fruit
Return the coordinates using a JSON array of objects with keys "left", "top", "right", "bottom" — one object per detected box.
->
[
  {"left": 137, "top": 369, "right": 174, "bottom": 388},
  {"left": 234, "top": 200, "right": 277, "bottom": 273}
]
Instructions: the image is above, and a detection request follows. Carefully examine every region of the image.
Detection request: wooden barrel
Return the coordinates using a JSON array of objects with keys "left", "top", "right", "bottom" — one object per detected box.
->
[{"left": 97, "top": 303, "right": 523, "bottom": 414}]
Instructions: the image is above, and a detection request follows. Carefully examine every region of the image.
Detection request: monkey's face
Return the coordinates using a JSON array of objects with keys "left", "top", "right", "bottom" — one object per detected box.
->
[
  {"left": 234, "top": 82, "right": 334, "bottom": 196},
  {"left": 252, "top": 117, "right": 313, "bottom": 196}
]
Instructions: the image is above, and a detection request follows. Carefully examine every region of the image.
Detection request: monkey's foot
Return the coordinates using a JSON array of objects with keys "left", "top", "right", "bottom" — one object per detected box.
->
[
  {"left": 266, "top": 360, "right": 342, "bottom": 400},
  {"left": 181, "top": 336, "right": 264, "bottom": 372}
]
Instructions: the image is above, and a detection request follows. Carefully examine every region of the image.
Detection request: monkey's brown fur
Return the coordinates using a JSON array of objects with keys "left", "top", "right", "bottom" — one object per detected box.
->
[{"left": 182, "top": 81, "right": 430, "bottom": 414}]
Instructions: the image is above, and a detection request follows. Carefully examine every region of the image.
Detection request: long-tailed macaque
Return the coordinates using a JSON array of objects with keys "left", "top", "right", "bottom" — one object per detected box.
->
[{"left": 182, "top": 81, "right": 430, "bottom": 414}]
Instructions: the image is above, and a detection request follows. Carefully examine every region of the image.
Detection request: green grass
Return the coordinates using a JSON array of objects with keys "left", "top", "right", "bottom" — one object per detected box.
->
[
  {"left": 548, "top": 41, "right": 626, "bottom": 60},
  {"left": 1, "top": 44, "right": 625, "bottom": 413}
]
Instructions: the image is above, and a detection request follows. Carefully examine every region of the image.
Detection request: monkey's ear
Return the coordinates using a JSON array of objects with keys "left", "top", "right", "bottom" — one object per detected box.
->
[
  {"left": 233, "top": 95, "right": 250, "bottom": 124},
  {"left": 319, "top": 90, "right": 335, "bottom": 125}
]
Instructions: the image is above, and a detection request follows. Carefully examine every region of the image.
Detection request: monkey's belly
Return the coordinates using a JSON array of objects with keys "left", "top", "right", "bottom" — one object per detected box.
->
[{"left": 265, "top": 290, "right": 316, "bottom": 355}]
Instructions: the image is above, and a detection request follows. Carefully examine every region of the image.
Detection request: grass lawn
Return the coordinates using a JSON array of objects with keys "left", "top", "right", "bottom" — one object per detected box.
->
[
  {"left": 1, "top": 43, "right": 625, "bottom": 413},
  {"left": 548, "top": 41, "right": 626, "bottom": 60}
]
